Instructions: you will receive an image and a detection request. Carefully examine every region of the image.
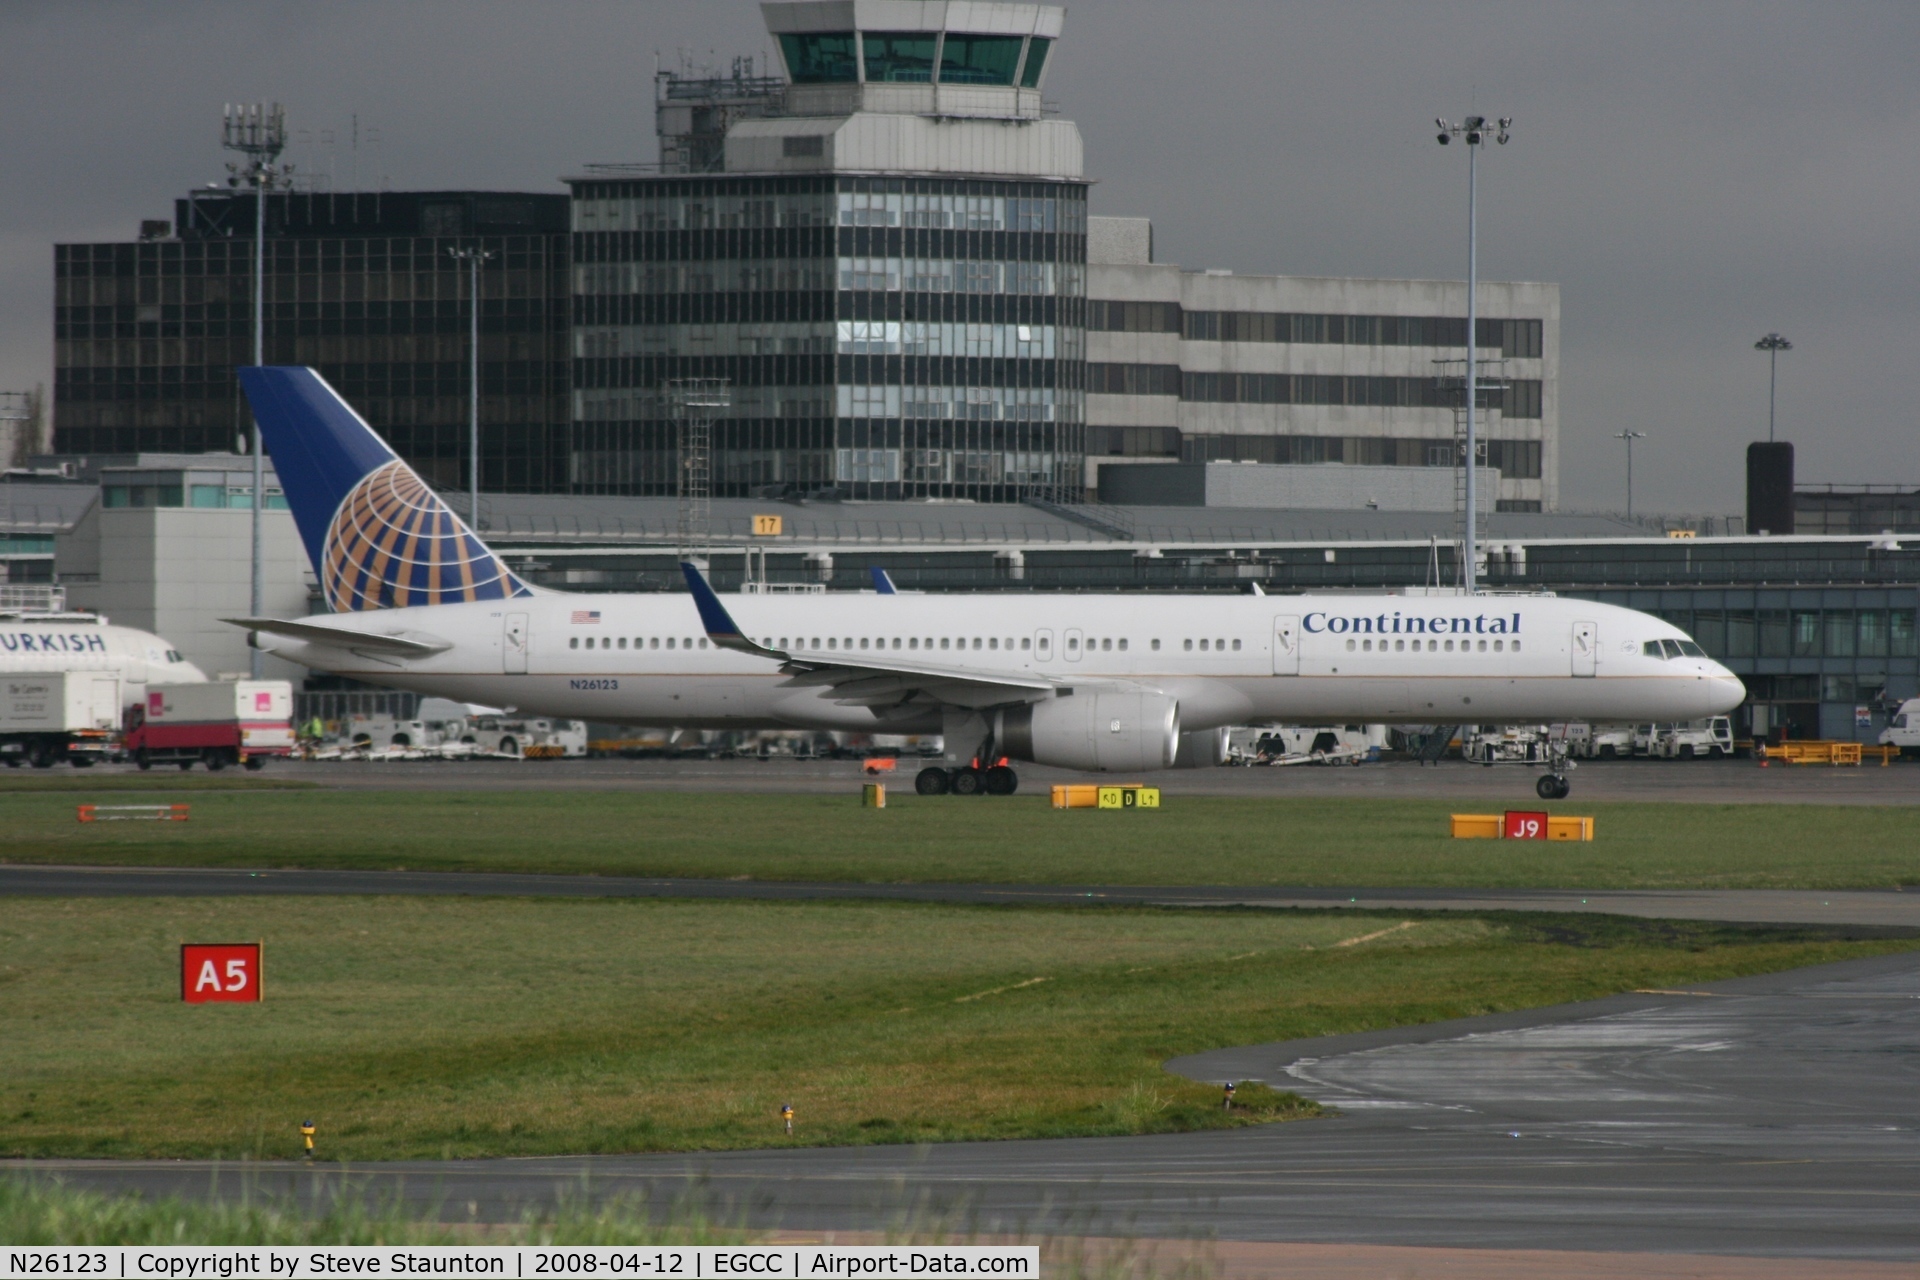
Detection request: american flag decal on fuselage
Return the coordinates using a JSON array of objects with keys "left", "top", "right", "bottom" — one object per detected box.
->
[
  {"left": 571, "top": 611, "right": 601, "bottom": 624},
  {"left": 321, "top": 460, "right": 532, "bottom": 612}
]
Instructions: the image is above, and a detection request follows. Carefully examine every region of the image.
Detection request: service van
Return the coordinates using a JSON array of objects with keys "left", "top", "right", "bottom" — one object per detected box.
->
[{"left": 1880, "top": 699, "right": 1920, "bottom": 756}]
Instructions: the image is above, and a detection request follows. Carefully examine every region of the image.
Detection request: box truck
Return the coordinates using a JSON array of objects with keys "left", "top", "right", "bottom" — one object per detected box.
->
[
  {"left": 124, "top": 680, "right": 294, "bottom": 771},
  {"left": 0, "top": 672, "right": 122, "bottom": 768}
]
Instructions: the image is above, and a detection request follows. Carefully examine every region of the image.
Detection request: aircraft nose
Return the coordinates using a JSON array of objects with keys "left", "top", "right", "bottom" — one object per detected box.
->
[{"left": 1706, "top": 672, "right": 1746, "bottom": 715}]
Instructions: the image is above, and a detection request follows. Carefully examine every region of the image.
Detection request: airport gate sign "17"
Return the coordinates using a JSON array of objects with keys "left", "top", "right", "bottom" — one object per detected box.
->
[{"left": 181, "top": 942, "right": 262, "bottom": 1003}]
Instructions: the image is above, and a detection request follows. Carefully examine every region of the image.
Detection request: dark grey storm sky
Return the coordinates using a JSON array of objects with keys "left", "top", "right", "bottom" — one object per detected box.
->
[{"left": 4, "top": 1, "right": 1916, "bottom": 512}]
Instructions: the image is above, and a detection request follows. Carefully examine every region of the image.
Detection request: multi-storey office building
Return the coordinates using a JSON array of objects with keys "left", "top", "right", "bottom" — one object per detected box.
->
[
  {"left": 1084, "top": 218, "right": 1559, "bottom": 510},
  {"left": 53, "top": 191, "right": 572, "bottom": 497},
  {"left": 568, "top": 0, "right": 1087, "bottom": 501}
]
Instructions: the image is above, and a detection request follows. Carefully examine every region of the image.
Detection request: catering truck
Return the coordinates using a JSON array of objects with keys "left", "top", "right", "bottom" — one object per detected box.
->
[
  {"left": 0, "top": 671, "right": 122, "bottom": 767},
  {"left": 124, "top": 680, "right": 295, "bottom": 771}
]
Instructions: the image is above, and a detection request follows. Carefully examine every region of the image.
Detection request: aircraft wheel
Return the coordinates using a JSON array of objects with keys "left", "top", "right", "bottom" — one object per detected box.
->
[
  {"left": 914, "top": 766, "right": 951, "bottom": 796},
  {"left": 1537, "top": 774, "right": 1570, "bottom": 800},
  {"left": 949, "top": 767, "right": 984, "bottom": 796},
  {"left": 983, "top": 765, "right": 1018, "bottom": 795}
]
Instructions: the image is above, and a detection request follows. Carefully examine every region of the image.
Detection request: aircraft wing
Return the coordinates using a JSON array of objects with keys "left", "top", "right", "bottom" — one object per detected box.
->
[
  {"left": 224, "top": 616, "right": 453, "bottom": 659},
  {"left": 681, "top": 563, "right": 1063, "bottom": 712}
]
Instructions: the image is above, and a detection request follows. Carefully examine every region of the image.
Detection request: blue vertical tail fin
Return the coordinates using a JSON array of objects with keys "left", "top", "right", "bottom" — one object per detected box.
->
[{"left": 238, "top": 366, "right": 532, "bottom": 612}]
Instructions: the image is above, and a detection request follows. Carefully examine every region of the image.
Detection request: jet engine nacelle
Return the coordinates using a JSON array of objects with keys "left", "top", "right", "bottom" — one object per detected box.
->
[
  {"left": 999, "top": 691, "right": 1179, "bottom": 773},
  {"left": 1172, "top": 726, "right": 1229, "bottom": 769}
]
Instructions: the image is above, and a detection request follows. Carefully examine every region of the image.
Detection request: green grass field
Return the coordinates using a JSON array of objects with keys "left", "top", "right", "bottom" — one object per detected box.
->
[
  {"left": 0, "top": 895, "right": 1906, "bottom": 1161},
  {"left": 2, "top": 789, "right": 1917, "bottom": 889}
]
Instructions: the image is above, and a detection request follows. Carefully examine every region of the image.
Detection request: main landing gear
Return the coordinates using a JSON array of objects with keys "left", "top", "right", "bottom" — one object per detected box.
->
[
  {"left": 916, "top": 764, "right": 1019, "bottom": 796},
  {"left": 1535, "top": 741, "right": 1574, "bottom": 800}
]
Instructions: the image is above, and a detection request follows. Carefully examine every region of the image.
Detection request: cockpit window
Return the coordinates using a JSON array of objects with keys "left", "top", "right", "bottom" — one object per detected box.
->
[
  {"left": 1660, "top": 639, "right": 1686, "bottom": 659},
  {"left": 1643, "top": 641, "right": 1666, "bottom": 659},
  {"left": 166, "top": 650, "right": 183, "bottom": 662},
  {"left": 1676, "top": 640, "right": 1707, "bottom": 658}
]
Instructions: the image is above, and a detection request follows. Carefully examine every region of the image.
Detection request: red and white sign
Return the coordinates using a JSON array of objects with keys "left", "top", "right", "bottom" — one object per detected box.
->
[
  {"left": 1503, "top": 810, "right": 1549, "bottom": 840},
  {"left": 181, "top": 942, "right": 262, "bottom": 1003}
]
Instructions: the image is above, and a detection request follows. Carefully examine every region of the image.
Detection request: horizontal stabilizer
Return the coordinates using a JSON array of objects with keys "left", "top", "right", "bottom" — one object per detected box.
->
[{"left": 224, "top": 617, "right": 451, "bottom": 657}]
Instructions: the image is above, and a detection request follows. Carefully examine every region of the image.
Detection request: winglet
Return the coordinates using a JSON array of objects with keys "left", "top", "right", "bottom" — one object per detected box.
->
[
  {"left": 870, "top": 566, "right": 898, "bottom": 595},
  {"left": 681, "top": 561, "right": 783, "bottom": 658}
]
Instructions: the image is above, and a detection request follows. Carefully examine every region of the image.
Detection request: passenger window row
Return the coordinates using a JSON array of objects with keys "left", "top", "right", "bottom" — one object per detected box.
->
[
  {"left": 1345, "top": 637, "right": 1518, "bottom": 653},
  {"left": 767, "top": 636, "right": 1032, "bottom": 652},
  {"left": 1180, "top": 638, "right": 1242, "bottom": 652},
  {"left": 571, "top": 636, "right": 704, "bottom": 650}
]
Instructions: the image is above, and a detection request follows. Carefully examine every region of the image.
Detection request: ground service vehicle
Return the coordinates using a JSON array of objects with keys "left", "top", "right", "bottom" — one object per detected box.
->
[
  {"left": 125, "top": 680, "right": 294, "bottom": 771},
  {"left": 1653, "top": 717, "right": 1734, "bottom": 758},
  {"left": 0, "top": 672, "right": 121, "bottom": 767},
  {"left": 1881, "top": 699, "right": 1920, "bottom": 756},
  {"left": 1574, "top": 724, "right": 1636, "bottom": 759},
  {"left": 232, "top": 366, "right": 1747, "bottom": 800},
  {"left": 469, "top": 716, "right": 588, "bottom": 758}
]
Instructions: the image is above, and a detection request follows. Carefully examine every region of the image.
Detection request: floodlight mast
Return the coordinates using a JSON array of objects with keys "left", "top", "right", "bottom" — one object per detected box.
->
[
  {"left": 1754, "top": 332, "right": 1791, "bottom": 443},
  {"left": 1613, "top": 429, "right": 1647, "bottom": 518},
  {"left": 448, "top": 246, "right": 496, "bottom": 525},
  {"left": 1434, "top": 113, "right": 1510, "bottom": 593},
  {"left": 222, "top": 103, "right": 289, "bottom": 677}
]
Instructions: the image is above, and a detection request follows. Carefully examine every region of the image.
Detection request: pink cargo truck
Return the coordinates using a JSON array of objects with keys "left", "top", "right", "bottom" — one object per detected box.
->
[{"left": 125, "top": 680, "right": 294, "bottom": 771}]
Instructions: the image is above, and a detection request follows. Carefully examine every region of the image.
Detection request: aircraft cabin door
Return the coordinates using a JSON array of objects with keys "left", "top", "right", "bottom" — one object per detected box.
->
[
  {"left": 1063, "top": 628, "right": 1084, "bottom": 661},
  {"left": 1571, "top": 620, "right": 1597, "bottom": 677},
  {"left": 1272, "top": 615, "right": 1301, "bottom": 675},
  {"left": 504, "top": 612, "right": 530, "bottom": 674},
  {"left": 1033, "top": 629, "right": 1054, "bottom": 664}
]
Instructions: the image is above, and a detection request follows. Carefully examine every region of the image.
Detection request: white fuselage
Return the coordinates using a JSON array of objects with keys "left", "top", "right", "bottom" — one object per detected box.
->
[
  {"left": 0, "top": 616, "right": 209, "bottom": 708},
  {"left": 253, "top": 591, "right": 1745, "bottom": 736}
]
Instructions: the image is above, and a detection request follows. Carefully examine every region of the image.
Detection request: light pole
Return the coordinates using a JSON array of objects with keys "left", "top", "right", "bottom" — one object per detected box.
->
[
  {"left": 223, "top": 103, "right": 289, "bottom": 675},
  {"left": 1613, "top": 429, "right": 1647, "bottom": 518},
  {"left": 1435, "top": 113, "right": 1511, "bottom": 594},
  {"left": 1754, "top": 333, "right": 1791, "bottom": 443},
  {"left": 447, "top": 245, "right": 495, "bottom": 525}
]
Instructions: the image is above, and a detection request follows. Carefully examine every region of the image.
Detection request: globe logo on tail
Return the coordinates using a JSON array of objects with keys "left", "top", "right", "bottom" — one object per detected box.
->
[{"left": 321, "top": 461, "right": 530, "bottom": 612}]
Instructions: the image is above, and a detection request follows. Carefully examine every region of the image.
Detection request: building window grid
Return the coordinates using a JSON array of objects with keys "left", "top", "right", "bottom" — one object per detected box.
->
[
  {"left": 570, "top": 176, "right": 1087, "bottom": 500},
  {"left": 55, "top": 233, "right": 571, "bottom": 490}
]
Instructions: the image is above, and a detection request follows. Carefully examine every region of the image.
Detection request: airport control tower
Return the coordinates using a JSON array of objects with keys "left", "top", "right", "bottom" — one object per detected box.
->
[{"left": 568, "top": 1, "right": 1087, "bottom": 501}]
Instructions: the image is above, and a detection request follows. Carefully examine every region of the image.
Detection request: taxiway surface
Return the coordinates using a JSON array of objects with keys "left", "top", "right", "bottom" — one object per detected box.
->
[
  {"left": 12, "top": 950, "right": 1920, "bottom": 1260},
  {"left": 4, "top": 863, "right": 1917, "bottom": 928}
]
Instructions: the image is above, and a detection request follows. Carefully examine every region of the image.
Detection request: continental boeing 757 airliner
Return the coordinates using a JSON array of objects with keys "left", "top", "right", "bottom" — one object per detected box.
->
[{"left": 232, "top": 367, "right": 1743, "bottom": 799}]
